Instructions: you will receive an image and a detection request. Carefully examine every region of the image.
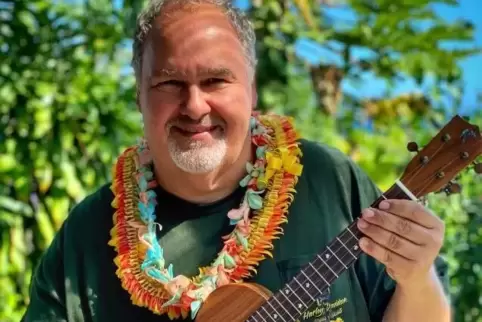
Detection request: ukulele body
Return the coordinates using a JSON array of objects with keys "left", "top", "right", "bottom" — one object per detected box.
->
[{"left": 195, "top": 283, "right": 271, "bottom": 322}]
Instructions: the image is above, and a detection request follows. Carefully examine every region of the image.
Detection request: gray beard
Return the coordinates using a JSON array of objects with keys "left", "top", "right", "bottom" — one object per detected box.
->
[{"left": 167, "top": 138, "right": 227, "bottom": 174}]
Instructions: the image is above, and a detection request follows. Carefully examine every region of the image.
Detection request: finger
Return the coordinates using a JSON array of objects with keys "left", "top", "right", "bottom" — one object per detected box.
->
[
  {"left": 357, "top": 218, "right": 421, "bottom": 260},
  {"left": 359, "top": 236, "right": 412, "bottom": 272},
  {"left": 378, "top": 199, "right": 442, "bottom": 230},
  {"left": 360, "top": 208, "right": 429, "bottom": 245}
]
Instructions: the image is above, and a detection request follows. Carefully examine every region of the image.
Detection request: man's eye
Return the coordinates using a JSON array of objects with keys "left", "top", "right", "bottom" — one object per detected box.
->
[
  {"left": 152, "top": 80, "right": 183, "bottom": 88},
  {"left": 202, "top": 78, "right": 224, "bottom": 86}
]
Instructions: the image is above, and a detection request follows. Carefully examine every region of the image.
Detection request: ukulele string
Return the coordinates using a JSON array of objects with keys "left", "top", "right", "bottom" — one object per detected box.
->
[
  {"left": 260, "top": 138, "right": 481, "bottom": 320},
  {"left": 266, "top": 169, "right": 452, "bottom": 319},
  {"left": 259, "top": 142, "right": 453, "bottom": 318},
  {"left": 264, "top": 226, "right": 362, "bottom": 318},
  {"left": 264, "top": 192, "right": 407, "bottom": 318},
  {"left": 407, "top": 154, "right": 463, "bottom": 198},
  {"left": 400, "top": 140, "right": 449, "bottom": 188}
]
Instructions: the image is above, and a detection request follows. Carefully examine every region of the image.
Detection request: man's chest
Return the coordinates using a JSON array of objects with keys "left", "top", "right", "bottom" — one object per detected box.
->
[{"left": 76, "top": 199, "right": 371, "bottom": 322}]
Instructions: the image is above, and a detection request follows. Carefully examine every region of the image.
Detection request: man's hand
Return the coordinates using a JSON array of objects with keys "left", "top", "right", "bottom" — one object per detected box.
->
[{"left": 356, "top": 199, "right": 445, "bottom": 290}]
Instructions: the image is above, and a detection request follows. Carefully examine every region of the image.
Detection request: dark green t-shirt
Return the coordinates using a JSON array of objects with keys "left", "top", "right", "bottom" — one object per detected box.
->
[{"left": 21, "top": 139, "right": 449, "bottom": 322}]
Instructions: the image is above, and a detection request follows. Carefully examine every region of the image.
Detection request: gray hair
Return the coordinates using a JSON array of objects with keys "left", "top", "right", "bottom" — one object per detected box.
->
[{"left": 131, "top": 0, "right": 257, "bottom": 83}]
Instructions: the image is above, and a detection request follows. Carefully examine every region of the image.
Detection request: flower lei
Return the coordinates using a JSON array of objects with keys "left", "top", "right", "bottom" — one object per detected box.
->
[{"left": 108, "top": 114, "right": 303, "bottom": 320}]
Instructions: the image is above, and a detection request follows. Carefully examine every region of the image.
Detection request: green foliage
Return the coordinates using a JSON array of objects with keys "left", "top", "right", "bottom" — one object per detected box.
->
[
  {"left": 0, "top": 0, "right": 480, "bottom": 321},
  {"left": 0, "top": 1, "right": 140, "bottom": 319}
]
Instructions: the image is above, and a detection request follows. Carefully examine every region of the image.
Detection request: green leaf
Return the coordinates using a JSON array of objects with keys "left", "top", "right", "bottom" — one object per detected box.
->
[{"left": 247, "top": 191, "right": 263, "bottom": 210}]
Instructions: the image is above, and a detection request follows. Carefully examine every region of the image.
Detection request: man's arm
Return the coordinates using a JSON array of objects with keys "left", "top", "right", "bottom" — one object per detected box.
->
[
  {"left": 22, "top": 223, "right": 67, "bottom": 322},
  {"left": 357, "top": 198, "right": 451, "bottom": 322},
  {"left": 347, "top": 160, "right": 451, "bottom": 322},
  {"left": 382, "top": 265, "right": 451, "bottom": 322}
]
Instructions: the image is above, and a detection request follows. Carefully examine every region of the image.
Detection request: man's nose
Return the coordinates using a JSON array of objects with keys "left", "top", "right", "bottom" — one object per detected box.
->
[{"left": 180, "top": 85, "right": 211, "bottom": 120}]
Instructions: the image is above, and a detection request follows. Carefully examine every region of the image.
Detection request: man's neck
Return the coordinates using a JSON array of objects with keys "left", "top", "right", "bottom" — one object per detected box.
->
[{"left": 154, "top": 138, "right": 253, "bottom": 205}]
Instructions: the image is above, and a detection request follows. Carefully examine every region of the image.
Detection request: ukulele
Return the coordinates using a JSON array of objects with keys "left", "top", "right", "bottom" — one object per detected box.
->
[{"left": 195, "top": 115, "right": 482, "bottom": 322}]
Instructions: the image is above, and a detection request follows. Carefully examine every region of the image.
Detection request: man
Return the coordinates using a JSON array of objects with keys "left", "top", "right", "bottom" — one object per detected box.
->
[{"left": 22, "top": 0, "right": 451, "bottom": 321}]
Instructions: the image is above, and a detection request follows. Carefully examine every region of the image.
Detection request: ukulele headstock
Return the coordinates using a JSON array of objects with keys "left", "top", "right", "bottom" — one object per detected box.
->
[{"left": 399, "top": 115, "right": 482, "bottom": 198}]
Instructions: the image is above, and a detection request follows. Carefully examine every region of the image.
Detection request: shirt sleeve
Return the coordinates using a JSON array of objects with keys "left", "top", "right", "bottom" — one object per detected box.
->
[
  {"left": 21, "top": 222, "right": 68, "bottom": 322},
  {"left": 349, "top": 162, "right": 451, "bottom": 322}
]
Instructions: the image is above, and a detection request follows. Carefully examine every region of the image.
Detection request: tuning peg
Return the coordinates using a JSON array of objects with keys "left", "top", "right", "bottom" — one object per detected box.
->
[
  {"left": 474, "top": 162, "right": 482, "bottom": 174},
  {"left": 443, "top": 181, "right": 462, "bottom": 195},
  {"left": 407, "top": 141, "right": 419, "bottom": 152},
  {"left": 448, "top": 183, "right": 462, "bottom": 194}
]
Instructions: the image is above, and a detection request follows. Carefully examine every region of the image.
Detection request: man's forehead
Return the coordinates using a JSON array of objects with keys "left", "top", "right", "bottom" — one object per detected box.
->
[{"left": 154, "top": 3, "right": 231, "bottom": 26}]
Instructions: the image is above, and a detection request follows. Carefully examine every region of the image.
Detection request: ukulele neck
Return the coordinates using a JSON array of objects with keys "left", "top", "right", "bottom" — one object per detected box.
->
[{"left": 248, "top": 180, "right": 416, "bottom": 322}]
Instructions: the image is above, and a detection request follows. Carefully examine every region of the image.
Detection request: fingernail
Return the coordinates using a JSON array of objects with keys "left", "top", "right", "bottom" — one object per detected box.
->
[
  {"left": 360, "top": 238, "right": 369, "bottom": 248},
  {"left": 363, "top": 209, "right": 374, "bottom": 218},
  {"left": 358, "top": 218, "right": 368, "bottom": 228},
  {"left": 379, "top": 200, "right": 390, "bottom": 210}
]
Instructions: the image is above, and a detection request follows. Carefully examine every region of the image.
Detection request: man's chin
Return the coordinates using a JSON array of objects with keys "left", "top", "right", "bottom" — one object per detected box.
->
[
  {"left": 171, "top": 140, "right": 214, "bottom": 151},
  {"left": 168, "top": 135, "right": 225, "bottom": 151},
  {"left": 169, "top": 150, "right": 226, "bottom": 174}
]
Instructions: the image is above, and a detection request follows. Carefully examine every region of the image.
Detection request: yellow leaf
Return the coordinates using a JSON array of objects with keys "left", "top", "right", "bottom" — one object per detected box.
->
[{"left": 292, "top": 0, "right": 317, "bottom": 30}]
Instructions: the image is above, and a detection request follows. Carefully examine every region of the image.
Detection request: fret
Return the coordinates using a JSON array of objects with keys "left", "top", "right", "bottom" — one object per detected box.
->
[
  {"left": 258, "top": 277, "right": 305, "bottom": 318},
  {"left": 308, "top": 262, "right": 329, "bottom": 286},
  {"left": 265, "top": 300, "right": 286, "bottom": 322},
  {"left": 255, "top": 310, "right": 267, "bottom": 322},
  {"left": 283, "top": 272, "right": 321, "bottom": 311},
  {"left": 316, "top": 254, "right": 338, "bottom": 278},
  {"left": 251, "top": 218, "right": 372, "bottom": 320},
  {"left": 277, "top": 289, "right": 302, "bottom": 314},
  {"left": 326, "top": 245, "right": 347, "bottom": 269},
  {"left": 247, "top": 316, "right": 259, "bottom": 322},
  {"left": 292, "top": 276, "right": 315, "bottom": 301},
  {"left": 248, "top": 182, "right": 421, "bottom": 322},
  {"left": 259, "top": 306, "right": 272, "bottom": 321},
  {"left": 346, "top": 226, "right": 359, "bottom": 242},
  {"left": 336, "top": 236, "right": 357, "bottom": 259},
  {"left": 271, "top": 293, "right": 296, "bottom": 320},
  {"left": 335, "top": 226, "right": 363, "bottom": 264},
  {"left": 295, "top": 267, "right": 328, "bottom": 306},
  {"left": 285, "top": 282, "right": 306, "bottom": 308},
  {"left": 300, "top": 269, "right": 323, "bottom": 295},
  {"left": 337, "top": 228, "right": 360, "bottom": 256}
]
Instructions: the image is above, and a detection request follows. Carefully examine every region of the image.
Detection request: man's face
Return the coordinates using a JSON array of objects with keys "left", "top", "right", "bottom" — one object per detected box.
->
[{"left": 138, "top": 4, "right": 256, "bottom": 174}]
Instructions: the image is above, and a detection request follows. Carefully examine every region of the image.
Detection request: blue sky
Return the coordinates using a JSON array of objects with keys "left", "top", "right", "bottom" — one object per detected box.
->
[
  {"left": 233, "top": 0, "right": 481, "bottom": 115},
  {"left": 436, "top": 0, "right": 482, "bottom": 114},
  {"left": 111, "top": 0, "right": 481, "bottom": 114}
]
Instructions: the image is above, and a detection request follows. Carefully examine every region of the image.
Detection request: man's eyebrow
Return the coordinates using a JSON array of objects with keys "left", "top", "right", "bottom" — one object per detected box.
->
[
  {"left": 152, "top": 68, "right": 179, "bottom": 77},
  {"left": 151, "top": 66, "right": 236, "bottom": 79},
  {"left": 201, "top": 67, "right": 236, "bottom": 79}
]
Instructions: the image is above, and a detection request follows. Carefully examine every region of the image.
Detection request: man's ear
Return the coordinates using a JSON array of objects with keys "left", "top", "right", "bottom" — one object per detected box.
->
[
  {"left": 136, "top": 87, "right": 142, "bottom": 112},
  {"left": 251, "top": 80, "right": 258, "bottom": 110}
]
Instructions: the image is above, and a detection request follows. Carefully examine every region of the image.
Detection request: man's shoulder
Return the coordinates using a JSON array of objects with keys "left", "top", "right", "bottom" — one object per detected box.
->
[
  {"left": 298, "top": 138, "right": 356, "bottom": 173},
  {"left": 295, "top": 138, "right": 380, "bottom": 201},
  {"left": 69, "top": 183, "right": 114, "bottom": 219},
  {"left": 62, "top": 183, "right": 115, "bottom": 240}
]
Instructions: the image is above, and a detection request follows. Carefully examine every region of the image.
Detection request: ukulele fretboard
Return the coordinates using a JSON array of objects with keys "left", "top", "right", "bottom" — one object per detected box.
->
[{"left": 246, "top": 181, "right": 416, "bottom": 322}]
